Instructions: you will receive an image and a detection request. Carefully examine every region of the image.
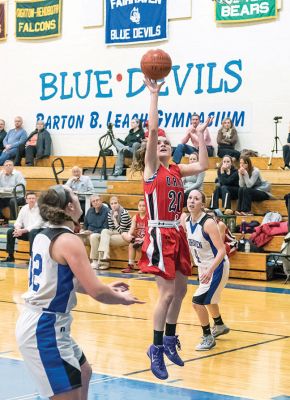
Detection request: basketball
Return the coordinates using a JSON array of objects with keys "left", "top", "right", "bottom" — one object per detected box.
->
[{"left": 140, "top": 49, "right": 172, "bottom": 80}]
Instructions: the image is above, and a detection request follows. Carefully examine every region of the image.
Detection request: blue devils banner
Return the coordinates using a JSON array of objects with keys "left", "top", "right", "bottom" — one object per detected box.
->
[{"left": 105, "top": 0, "right": 167, "bottom": 45}]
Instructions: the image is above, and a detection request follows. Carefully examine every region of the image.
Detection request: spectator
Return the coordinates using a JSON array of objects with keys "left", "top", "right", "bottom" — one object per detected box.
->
[
  {"left": 121, "top": 199, "right": 148, "bottom": 273},
  {"left": 0, "top": 116, "right": 27, "bottom": 165},
  {"left": 235, "top": 155, "right": 271, "bottom": 216},
  {"left": 210, "top": 155, "right": 239, "bottom": 213},
  {"left": 183, "top": 152, "right": 205, "bottom": 205},
  {"left": 112, "top": 118, "right": 144, "bottom": 176},
  {"left": 172, "top": 113, "right": 214, "bottom": 163},
  {"left": 96, "top": 196, "right": 132, "bottom": 269},
  {"left": 0, "top": 160, "right": 26, "bottom": 220},
  {"left": 14, "top": 120, "right": 52, "bottom": 166},
  {"left": 66, "top": 166, "right": 94, "bottom": 217},
  {"left": 0, "top": 119, "right": 7, "bottom": 152},
  {"left": 282, "top": 124, "right": 290, "bottom": 170},
  {"left": 1, "top": 192, "right": 44, "bottom": 262},
  {"left": 216, "top": 118, "right": 240, "bottom": 161},
  {"left": 81, "top": 194, "right": 109, "bottom": 269}
]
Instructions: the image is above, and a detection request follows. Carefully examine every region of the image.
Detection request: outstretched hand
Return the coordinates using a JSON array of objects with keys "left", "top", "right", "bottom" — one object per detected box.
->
[
  {"left": 195, "top": 116, "right": 214, "bottom": 136},
  {"left": 121, "top": 291, "right": 146, "bottom": 305},
  {"left": 143, "top": 76, "right": 165, "bottom": 94},
  {"left": 109, "top": 281, "right": 129, "bottom": 292}
]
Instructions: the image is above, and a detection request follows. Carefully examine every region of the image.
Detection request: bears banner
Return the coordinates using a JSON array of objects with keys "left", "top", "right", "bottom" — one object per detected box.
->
[
  {"left": 0, "top": 2, "right": 6, "bottom": 40},
  {"left": 215, "top": 0, "right": 277, "bottom": 23},
  {"left": 105, "top": 0, "right": 167, "bottom": 45},
  {"left": 16, "top": 0, "right": 62, "bottom": 39}
]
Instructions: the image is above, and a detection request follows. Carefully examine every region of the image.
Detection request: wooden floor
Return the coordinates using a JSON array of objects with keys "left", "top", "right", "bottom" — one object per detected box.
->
[{"left": 0, "top": 265, "right": 290, "bottom": 399}]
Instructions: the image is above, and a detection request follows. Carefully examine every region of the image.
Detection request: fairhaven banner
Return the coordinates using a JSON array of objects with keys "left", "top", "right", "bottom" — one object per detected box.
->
[
  {"left": 0, "top": 2, "right": 6, "bottom": 40},
  {"left": 215, "top": 0, "right": 277, "bottom": 23},
  {"left": 16, "top": 0, "right": 62, "bottom": 39},
  {"left": 105, "top": 0, "right": 167, "bottom": 45}
]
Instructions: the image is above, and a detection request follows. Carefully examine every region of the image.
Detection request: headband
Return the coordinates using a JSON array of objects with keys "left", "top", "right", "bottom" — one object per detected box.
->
[{"left": 50, "top": 185, "right": 68, "bottom": 209}]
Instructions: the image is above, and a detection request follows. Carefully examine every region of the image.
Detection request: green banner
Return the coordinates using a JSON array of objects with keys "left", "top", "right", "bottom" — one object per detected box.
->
[
  {"left": 215, "top": 0, "right": 277, "bottom": 23},
  {"left": 0, "top": 2, "right": 6, "bottom": 40},
  {"left": 16, "top": 0, "right": 62, "bottom": 39}
]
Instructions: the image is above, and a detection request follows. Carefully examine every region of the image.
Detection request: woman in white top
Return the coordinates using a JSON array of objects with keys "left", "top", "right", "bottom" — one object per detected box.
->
[
  {"left": 182, "top": 189, "right": 230, "bottom": 351},
  {"left": 183, "top": 152, "right": 205, "bottom": 206},
  {"left": 15, "top": 185, "right": 143, "bottom": 399}
]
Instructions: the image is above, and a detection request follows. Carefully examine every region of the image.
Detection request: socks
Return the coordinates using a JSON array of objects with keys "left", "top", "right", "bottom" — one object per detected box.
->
[
  {"left": 165, "top": 323, "right": 176, "bottom": 337},
  {"left": 202, "top": 324, "right": 211, "bottom": 336},
  {"left": 153, "top": 330, "right": 164, "bottom": 346},
  {"left": 213, "top": 315, "right": 224, "bottom": 326}
]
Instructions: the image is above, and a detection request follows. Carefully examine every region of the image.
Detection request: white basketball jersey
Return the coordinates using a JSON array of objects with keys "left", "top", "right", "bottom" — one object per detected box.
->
[
  {"left": 23, "top": 227, "right": 78, "bottom": 313},
  {"left": 186, "top": 213, "right": 227, "bottom": 270}
]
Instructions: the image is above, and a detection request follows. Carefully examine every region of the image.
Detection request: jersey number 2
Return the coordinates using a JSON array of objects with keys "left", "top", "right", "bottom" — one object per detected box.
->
[{"left": 29, "top": 253, "right": 43, "bottom": 292}]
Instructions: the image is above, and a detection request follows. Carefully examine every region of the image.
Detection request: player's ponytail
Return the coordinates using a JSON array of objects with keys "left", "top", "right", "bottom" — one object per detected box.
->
[
  {"left": 131, "top": 141, "right": 146, "bottom": 173},
  {"left": 38, "top": 185, "right": 73, "bottom": 224}
]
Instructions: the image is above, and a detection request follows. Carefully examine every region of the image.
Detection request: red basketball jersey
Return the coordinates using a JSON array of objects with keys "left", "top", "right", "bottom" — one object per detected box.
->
[
  {"left": 135, "top": 213, "right": 148, "bottom": 239},
  {"left": 144, "top": 164, "right": 184, "bottom": 221}
]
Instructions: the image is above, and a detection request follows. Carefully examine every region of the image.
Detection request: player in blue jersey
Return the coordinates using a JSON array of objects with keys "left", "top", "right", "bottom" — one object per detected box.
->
[
  {"left": 16, "top": 185, "right": 143, "bottom": 400},
  {"left": 183, "top": 189, "right": 230, "bottom": 351}
]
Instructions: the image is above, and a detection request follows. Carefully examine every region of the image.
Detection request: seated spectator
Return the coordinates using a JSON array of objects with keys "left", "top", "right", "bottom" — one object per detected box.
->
[
  {"left": 172, "top": 113, "right": 214, "bottom": 164},
  {"left": 0, "top": 160, "right": 26, "bottom": 220},
  {"left": 0, "top": 116, "right": 27, "bottom": 165},
  {"left": 80, "top": 194, "right": 109, "bottom": 269},
  {"left": 112, "top": 118, "right": 144, "bottom": 176},
  {"left": 282, "top": 124, "right": 290, "bottom": 170},
  {"left": 14, "top": 120, "right": 52, "bottom": 166},
  {"left": 183, "top": 152, "right": 205, "bottom": 206},
  {"left": 216, "top": 118, "right": 240, "bottom": 161},
  {"left": 121, "top": 199, "right": 148, "bottom": 273},
  {"left": 210, "top": 155, "right": 239, "bottom": 213},
  {"left": 0, "top": 119, "right": 7, "bottom": 152},
  {"left": 235, "top": 155, "right": 271, "bottom": 216},
  {"left": 66, "top": 166, "right": 94, "bottom": 217},
  {"left": 95, "top": 196, "right": 132, "bottom": 269},
  {"left": 1, "top": 192, "right": 44, "bottom": 262}
]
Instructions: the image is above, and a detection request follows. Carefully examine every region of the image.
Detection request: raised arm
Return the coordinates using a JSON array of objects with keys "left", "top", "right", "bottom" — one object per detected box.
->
[
  {"left": 179, "top": 117, "right": 213, "bottom": 177},
  {"left": 143, "top": 78, "right": 164, "bottom": 180}
]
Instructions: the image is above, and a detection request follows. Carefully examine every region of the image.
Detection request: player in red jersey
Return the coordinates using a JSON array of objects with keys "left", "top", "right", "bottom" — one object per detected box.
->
[{"left": 132, "top": 77, "right": 213, "bottom": 380}]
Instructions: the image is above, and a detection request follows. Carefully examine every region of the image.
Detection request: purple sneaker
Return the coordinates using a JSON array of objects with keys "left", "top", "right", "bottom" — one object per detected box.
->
[
  {"left": 163, "top": 335, "right": 184, "bottom": 366},
  {"left": 147, "top": 344, "right": 168, "bottom": 380}
]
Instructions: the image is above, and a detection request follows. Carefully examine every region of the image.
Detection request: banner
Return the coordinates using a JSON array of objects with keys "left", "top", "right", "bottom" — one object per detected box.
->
[
  {"left": 105, "top": 0, "right": 167, "bottom": 45},
  {"left": 215, "top": 0, "right": 277, "bottom": 23},
  {"left": 16, "top": 0, "right": 62, "bottom": 39},
  {"left": 0, "top": 2, "right": 6, "bottom": 41}
]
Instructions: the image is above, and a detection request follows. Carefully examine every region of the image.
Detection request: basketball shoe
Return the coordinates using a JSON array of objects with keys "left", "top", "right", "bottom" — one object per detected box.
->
[
  {"left": 212, "top": 324, "right": 230, "bottom": 338},
  {"left": 195, "top": 335, "right": 216, "bottom": 351},
  {"left": 147, "top": 344, "right": 168, "bottom": 380},
  {"left": 163, "top": 335, "right": 184, "bottom": 366}
]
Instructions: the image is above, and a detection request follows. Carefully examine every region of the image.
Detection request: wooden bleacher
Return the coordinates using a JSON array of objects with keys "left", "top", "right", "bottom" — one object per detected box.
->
[{"left": 6, "top": 156, "right": 289, "bottom": 281}]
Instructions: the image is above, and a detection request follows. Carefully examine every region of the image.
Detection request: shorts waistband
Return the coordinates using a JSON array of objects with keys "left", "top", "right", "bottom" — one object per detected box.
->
[
  {"left": 148, "top": 220, "right": 180, "bottom": 229},
  {"left": 24, "top": 302, "right": 69, "bottom": 315}
]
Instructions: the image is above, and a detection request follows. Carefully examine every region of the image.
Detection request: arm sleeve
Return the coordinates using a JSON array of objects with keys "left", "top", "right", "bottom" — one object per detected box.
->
[
  {"left": 185, "top": 172, "right": 205, "bottom": 192},
  {"left": 86, "top": 177, "right": 94, "bottom": 191},
  {"left": 14, "top": 207, "right": 24, "bottom": 229},
  {"left": 27, "top": 213, "right": 43, "bottom": 231},
  {"left": 243, "top": 169, "right": 260, "bottom": 188},
  {"left": 216, "top": 129, "right": 223, "bottom": 145},
  {"left": 10, "top": 130, "right": 28, "bottom": 149},
  {"left": 119, "top": 210, "right": 132, "bottom": 233},
  {"left": 228, "top": 128, "right": 238, "bottom": 145},
  {"left": 219, "top": 170, "right": 239, "bottom": 186}
]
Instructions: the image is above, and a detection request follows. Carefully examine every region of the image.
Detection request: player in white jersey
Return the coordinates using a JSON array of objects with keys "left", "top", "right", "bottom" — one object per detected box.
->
[
  {"left": 15, "top": 185, "right": 143, "bottom": 400},
  {"left": 182, "top": 189, "right": 230, "bottom": 351}
]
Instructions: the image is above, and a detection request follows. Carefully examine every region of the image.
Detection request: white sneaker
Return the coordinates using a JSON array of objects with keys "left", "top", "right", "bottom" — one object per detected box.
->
[
  {"left": 90, "top": 260, "right": 99, "bottom": 269},
  {"left": 98, "top": 262, "right": 110, "bottom": 270},
  {"left": 212, "top": 324, "right": 230, "bottom": 338},
  {"left": 195, "top": 335, "right": 216, "bottom": 351}
]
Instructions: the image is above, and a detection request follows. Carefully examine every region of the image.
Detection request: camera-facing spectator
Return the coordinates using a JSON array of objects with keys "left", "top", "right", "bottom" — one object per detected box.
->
[
  {"left": 235, "top": 156, "right": 272, "bottom": 216},
  {"left": 0, "top": 160, "right": 26, "bottom": 220},
  {"left": 1, "top": 192, "right": 44, "bottom": 262},
  {"left": 210, "top": 155, "right": 239, "bottom": 213},
  {"left": 66, "top": 166, "right": 94, "bottom": 218},
  {"left": 183, "top": 152, "right": 205, "bottom": 206},
  {"left": 14, "top": 120, "right": 52, "bottom": 166},
  {"left": 0, "top": 116, "right": 27, "bottom": 165},
  {"left": 172, "top": 113, "right": 214, "bottom": 164},
  {"left": 0, "top": 119, "right": 7, "bottom": 152},
  {"left": 216, "top": 118, "right": 240, "bottom": 161}
]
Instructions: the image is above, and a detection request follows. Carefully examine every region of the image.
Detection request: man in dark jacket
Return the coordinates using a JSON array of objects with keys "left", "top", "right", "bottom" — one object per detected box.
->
[
  {"left": 14, "top": 120, "right": 52, "bottom": 166},
  {"left": 112, "top": 118, "right": 144, "bottom": 176}
]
